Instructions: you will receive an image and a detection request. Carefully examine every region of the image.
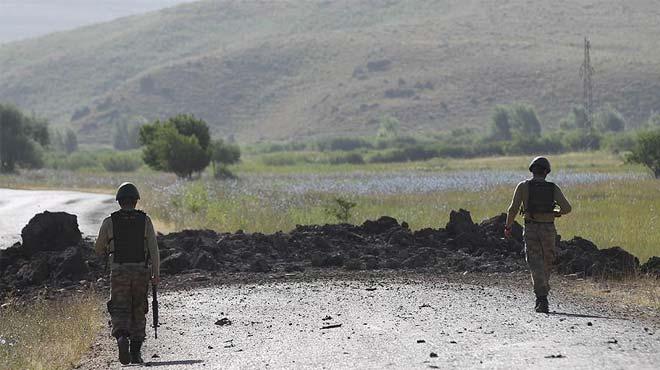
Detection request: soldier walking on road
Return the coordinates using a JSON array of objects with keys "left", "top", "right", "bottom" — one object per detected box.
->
[
  {"left": 504, "top": 157, "right": 571, "bottom": 313},
  {"left": 95, "top": 182, "right": 160, "bottom": 365}
]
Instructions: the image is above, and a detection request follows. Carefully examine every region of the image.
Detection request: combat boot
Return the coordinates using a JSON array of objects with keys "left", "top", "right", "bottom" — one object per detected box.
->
[
  {"left": 130, "top": 339, "right": 144, "bottom": 364},
  {"left": 117, "top": 336, "right": 130, "bottom": 365},
  {"left": 535, "top": 296, "right": 549, "bottom": 313}
]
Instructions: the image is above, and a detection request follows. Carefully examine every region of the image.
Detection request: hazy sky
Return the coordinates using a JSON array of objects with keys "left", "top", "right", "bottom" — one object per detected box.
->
[{"left": 0, "top": 0, "right": 194, "bottom": 44}]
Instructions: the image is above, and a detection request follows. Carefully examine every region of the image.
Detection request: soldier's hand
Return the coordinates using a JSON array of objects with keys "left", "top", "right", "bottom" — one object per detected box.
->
[
  {"left": 504, "top": 226, "right": 513, "bottom": 239},
  {"left": 151, "top": 276, "right": 160, "bottom": 286}
]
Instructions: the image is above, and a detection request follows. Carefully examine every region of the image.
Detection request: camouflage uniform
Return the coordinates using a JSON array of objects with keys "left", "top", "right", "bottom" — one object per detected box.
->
[
  {"left": 523, "top": 222, "right": 557, "bottom": 297},
  {"left": 95, "top": 210, "right": 159, "bottom": 341},
  {"left": 506, "top": 168, "right": 571, "bottom": 311}
]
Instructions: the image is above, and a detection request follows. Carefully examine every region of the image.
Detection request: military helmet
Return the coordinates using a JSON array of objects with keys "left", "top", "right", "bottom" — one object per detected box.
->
[
  {"left": 115, "top": 182, "right": 140, "bottom": 201},
  {"left": 529, "top": 156, "right": 551, "bottom": 174}
]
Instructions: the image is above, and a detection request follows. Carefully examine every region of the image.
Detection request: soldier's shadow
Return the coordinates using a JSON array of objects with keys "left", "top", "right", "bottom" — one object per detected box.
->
[
  {"left": 144, "top": 359, "right": 204, "bottom": 367},
  {"left": 548, "top": 311, "right": 624, "bottom": 320}
]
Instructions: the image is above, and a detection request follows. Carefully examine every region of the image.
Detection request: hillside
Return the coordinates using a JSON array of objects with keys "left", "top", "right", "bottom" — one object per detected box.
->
[{"left": 1, "top": 0, "right": 659, "bottom": 144}]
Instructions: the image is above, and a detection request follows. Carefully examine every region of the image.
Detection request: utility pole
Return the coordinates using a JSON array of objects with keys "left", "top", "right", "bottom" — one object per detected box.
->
[
  {"left": 579, "top": 37, "right": 595, "bottom": 130},
  {"left": 579, "top": 37, "right": 596, "bottom": 149}
]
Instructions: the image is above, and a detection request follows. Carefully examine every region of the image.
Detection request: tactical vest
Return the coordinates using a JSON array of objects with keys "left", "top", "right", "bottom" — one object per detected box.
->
[
  {"left": 111, "top": 210, "right": 146, "bottom": 264},
  {"left": 525, "top": 180, "right": 556, "bottom": 214}
]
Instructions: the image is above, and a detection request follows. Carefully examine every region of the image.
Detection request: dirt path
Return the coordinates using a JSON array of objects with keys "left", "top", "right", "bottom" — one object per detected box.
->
[
  {"left": 0, "top": 188, "right": 115, "bottom": 248},
  {"left": 81, "top": 274, "right": 659, "bottom": 369}
]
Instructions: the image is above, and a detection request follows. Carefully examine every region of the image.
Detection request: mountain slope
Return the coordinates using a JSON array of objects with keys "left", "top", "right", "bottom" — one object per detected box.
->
[{"left": 1, "top": 0, "right": 659, "bottom": 144}]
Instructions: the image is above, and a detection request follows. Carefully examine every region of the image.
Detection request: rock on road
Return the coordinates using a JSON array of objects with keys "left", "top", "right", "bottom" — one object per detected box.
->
[
  {"left": 81, "top": 274, "right": 659, "bottom": 369},
  {"left": 0, "top": 188, "right": 115, "bottom": 248}
]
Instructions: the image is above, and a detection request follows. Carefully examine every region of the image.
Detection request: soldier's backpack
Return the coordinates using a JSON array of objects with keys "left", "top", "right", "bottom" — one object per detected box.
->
[
  {"left": 525, "top": 180, "right": 556, "bottom": 214},
  {"left": 111, "top": 209, "right": 147, "bottom": 263}
]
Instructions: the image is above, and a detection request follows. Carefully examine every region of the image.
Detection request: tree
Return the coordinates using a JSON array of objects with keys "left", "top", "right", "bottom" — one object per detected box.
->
[
  {"left": 63, "top": 128, "right": 78, "bottom": 154},
  {"left": 597, "top": 105, "right": 625, "bottom": 132},
  {"left": 210, "top": 139, "right": 241, "bottom": 179},
  {"left": 0, "top": 103, "right": 48, "bottom": 172},
  {"left": 113, "top": 122, "right": 142, "bottom": 150},
  {"left": 560, "top": 106, "right": 590, "bottom": 131},
  {"left": 139, "top": 114, "right": 211, "bottom": 178},
  {"left": 510, "top": 104, "right": 542, "bottom": 138},
  {"left": 628, "top": 129, "right": 660, "bottom": 178},
  {"left": 490, "top": 105, "right": 512, "bottom": 141}
]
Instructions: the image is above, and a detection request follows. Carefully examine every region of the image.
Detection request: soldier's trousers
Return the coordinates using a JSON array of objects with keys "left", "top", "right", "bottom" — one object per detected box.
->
[
  {"left": 108, "top": 266, "right": 149, "bottom": 340},
  {"left": 523, "top": 223, "right": 557, "bottom": 297}
]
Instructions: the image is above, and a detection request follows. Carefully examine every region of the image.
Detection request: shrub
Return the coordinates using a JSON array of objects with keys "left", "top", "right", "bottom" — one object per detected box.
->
[
  {"left": 316, "top": 137, "right": 373, "bottom": 152},
  {"left": 323, "top": 197, "right": 357, "bottom": 223},
  {"left": 627, "top": 129, "right": 660, "bottom": 178},
  {"left": 562, "top": 130, "right": 601, "bottom": 152},
  {"left": 597, "top": 105, "right": 626, "bottom": 132},
  {"left": 327, "top": 152, "right": 365, "bottom": 165},
  {"left": 101, "top": 153, "right": 142, "bottom": 172}
]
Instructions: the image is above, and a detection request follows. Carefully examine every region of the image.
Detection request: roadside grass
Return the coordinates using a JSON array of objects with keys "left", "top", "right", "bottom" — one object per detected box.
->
[
  {"left": 140, "top": 178, "right": 659, "bottom": 263},
  {"left": 0, "top": 293, "right": 103, "bottom": 370},
  {"left": 567, "top": 275, "right": 660, "bottom": 311}
]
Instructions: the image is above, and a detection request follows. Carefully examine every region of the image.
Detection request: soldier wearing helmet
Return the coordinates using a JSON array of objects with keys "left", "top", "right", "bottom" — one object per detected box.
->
[
  {"left": 504, "top": 157, "right": 571, "bottom": 313},
  {"left": 95, "top": 182, "right": 160, "bottom": 365}
]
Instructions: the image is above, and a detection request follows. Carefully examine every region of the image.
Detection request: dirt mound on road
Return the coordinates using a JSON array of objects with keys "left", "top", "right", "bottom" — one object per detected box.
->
[
  {"left": 0, "top": 212, "right": 104, "bottom": 298},
  {"left": 1, "top": 209, "right": 655, "bottom": 299}
]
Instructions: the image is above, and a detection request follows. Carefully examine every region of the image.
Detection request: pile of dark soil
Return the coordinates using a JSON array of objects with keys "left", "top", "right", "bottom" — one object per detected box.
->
[
  {"left": 1, "top": 210, "right": 656, "bottom": 299},
  {"left": 0, "top": 212, "right": 106, "bottom": 298}
]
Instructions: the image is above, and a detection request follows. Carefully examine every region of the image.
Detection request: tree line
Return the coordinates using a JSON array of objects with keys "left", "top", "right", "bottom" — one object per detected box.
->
[{"left": 0, "top": 104, "right": 240, "bottom": 178}]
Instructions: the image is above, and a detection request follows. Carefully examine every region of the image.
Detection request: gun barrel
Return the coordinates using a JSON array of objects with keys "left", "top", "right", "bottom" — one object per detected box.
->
[{"left": 152, "top": 285, "right": 159, "bottom": 339}]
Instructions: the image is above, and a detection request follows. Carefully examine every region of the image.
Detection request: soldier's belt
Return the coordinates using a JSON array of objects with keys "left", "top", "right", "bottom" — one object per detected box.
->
[{"left": 524, "top": 220, "right": 554, "bottom": 225}]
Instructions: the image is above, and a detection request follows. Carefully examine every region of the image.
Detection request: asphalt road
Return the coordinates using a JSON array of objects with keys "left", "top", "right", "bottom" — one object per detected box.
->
[
  {"left": 81, "top": 274, "right": 659, "bottom": 369},
  {"left": 0, "top": 188, "right": 115, "bottom": 248}
]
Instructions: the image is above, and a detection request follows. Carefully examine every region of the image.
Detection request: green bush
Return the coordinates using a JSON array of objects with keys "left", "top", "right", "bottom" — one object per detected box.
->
[
  {"left": 316, "top": 137, "right": 372, "bottom": 151},
  {"left": 101, "top": 153, "right": 142, "bottom": 172},
  {"left": 260, "top": 152, "right": 305, "bottom": 166},
  {"left": 627, "top": 129, "right": 660, "bottom": 178},
  {"left": 561, "top": 130, "right": 601, "bottom": 152},
  {"left": 602, "top": 132, "right": 636, "bottom": 153},
  {"left": 327, "top": 152, "right": 365, "bottom": 165},
  {"left": 45, "top": 151, "right": 100, "bottom": 171}
]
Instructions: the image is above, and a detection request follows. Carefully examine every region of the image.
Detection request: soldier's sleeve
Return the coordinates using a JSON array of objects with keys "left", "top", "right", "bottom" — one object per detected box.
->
[
  {"left": 145, "top": 216, "right": 160, "bottom": 278},
  {"left": 94, "top": 218, "right": 111, "bottom": 256},
  {"left": 505, "top": 182, "right": 524, "bottom": 226},
  {"left": 554, "top": 184, "right": 572, "bottom": 215}
]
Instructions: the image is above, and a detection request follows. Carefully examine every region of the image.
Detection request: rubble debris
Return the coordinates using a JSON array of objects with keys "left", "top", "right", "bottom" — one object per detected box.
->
[
  {"left": 1, "top": 209, "right": 655, "bottom": 299},
  {"left": 215, "top": 318, "right": 232, "bottom": 326}
]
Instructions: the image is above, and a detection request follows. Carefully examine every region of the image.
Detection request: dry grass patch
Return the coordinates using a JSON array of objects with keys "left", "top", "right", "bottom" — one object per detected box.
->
[
  {"left": 0, "top": 293, "right": 103, "bottom": 370},
  {"left": 568, "top": 275, "right": 660, "bottom": 311}
]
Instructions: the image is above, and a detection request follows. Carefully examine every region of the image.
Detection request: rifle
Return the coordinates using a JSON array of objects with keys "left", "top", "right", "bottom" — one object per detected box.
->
[{"left": 152, "top": 284, "right": 159, "bottom": 339}]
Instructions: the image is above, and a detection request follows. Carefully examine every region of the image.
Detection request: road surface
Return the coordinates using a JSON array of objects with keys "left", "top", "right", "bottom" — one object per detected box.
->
[
  {"left": 0, "top": 188, "right": 115, "bottom": 248},
  {"left": 80, "top": 273, "right": 659, "bottom": 369}
]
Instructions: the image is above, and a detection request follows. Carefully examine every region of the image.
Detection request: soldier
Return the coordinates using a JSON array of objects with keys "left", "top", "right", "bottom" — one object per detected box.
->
[
  {"left": 95, "top": 182, "right": 160, "bottom": 365},
  {"left": 504, "top": 157, "right": 571, "bottom": 313}
]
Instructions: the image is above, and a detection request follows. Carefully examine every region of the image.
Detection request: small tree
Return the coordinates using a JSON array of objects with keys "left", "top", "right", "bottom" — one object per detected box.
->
[
  {"left": 597, "top": 105, "right": 625, "bottom": 132},
  {"left": 490, "top": 105, "right": 512, "bottom": 141},
  {"left": 324, "top": 197, "right": 357, "bottom": 223},
  {"left": 63, "top": 128, "right": 78, "bottom": 154},
  {"left": 211, "top": 139, "right": 241, "bottom": 179},
  {"left": 139, "top": 114, "right": 211, "bottom": 178},
  {"left": 0, "top": 103, "right": 48, "bottom": 172},
  {"left": 510, "top": 104, "right": 542, "bottom": 138},
  {"left": 628, "top": 129, "right": 660, "bottom": 178}
]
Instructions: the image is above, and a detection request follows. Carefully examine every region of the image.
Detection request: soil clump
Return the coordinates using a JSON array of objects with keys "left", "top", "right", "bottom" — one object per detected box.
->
[{"left": 1, "top": 209, "right": 656, "bottom": 299}]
